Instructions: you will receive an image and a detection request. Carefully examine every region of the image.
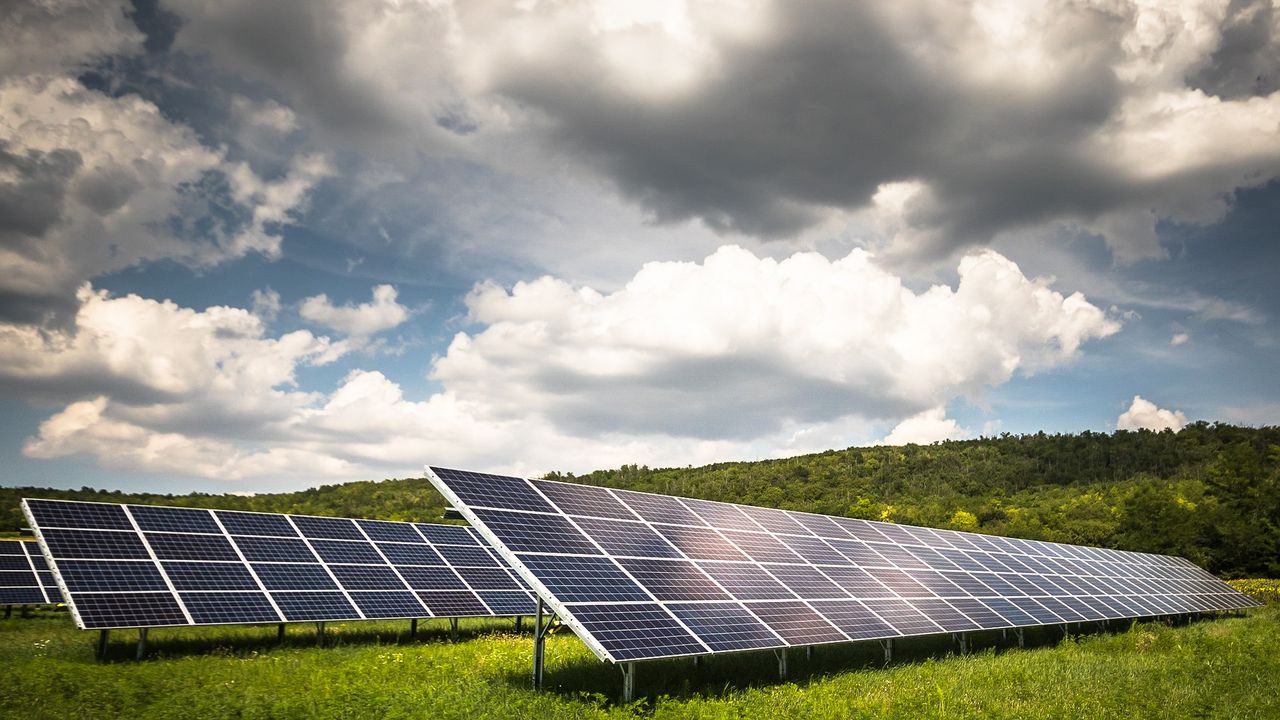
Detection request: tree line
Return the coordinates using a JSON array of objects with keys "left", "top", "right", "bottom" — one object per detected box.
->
[{"left": 3, "top": 422, "right": 1276, "bottom": 577}]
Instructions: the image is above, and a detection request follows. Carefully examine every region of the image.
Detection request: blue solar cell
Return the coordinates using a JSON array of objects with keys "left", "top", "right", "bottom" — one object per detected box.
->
[
  {"left": 417, "top": 590, "right": 489, "bottom": 616},
  {"left": 809, "top": 599, "right": 897, "bottom": 639},
  {"left": 719, "top": 530, "right": 803, "bottom": 564},
  {"left": 26, "top": 500, "right": 134, "bottom": 530},
  {"left": 0, "top": 543, "right": 24, "bottom": 554},
  {"left": 652, "top": 524, "right": 749, "bottom": 562},
  {"left": 777, "top": 535, "right": 849, "bottom": 566},
  {"left": 872, "top": 598, "right": 943, "bottom": 635},
  {"left": 616, "top": 558, "right": 731, "bottom": 602},
  {"left": 571, "top": 517, "right": 682, "bottom": 559},
  {"left": 0, "top": 556, "right": 29, "bottom": 570},
  {"left": 477, "top": 590, "right": 536, "bottom": 615},
  {"left": 910, "top": 598, "right": 980, "bottom": 631},
  {"left": 215, "top": 511, "right": 297, "bottom": 537},
  {"left": 74, "top": 592, "right": 188, "bottom": 628},
  {"left": 252, "top": 563, "right": 338, "bottom": 591},
  {"left": 308, "top": 540, "right": 383, "bottom": 564},
  {"left": 41, "top": 529, "right": 150, "bottom": 560},
  {"left": 162, "top": 561, "right": 259, "bottom": 591},
  {"left": 453, "top": 567, "right": 521, "bottom": 590},
  {"left": 738, "top": 506, "right": 812, "bottom": 536},
  {"left": 569, "top": 603, "right": 705, "bottom": 660},
  {"left": 129, "top": 506, "right": 221, "bottom": 534},
  {"left": 272, "top": 591, "right": 361, "bottom": 621},
  {"left": 471, "top": 510, "right": 600, "bottom": 555},
  {"left": 762, "top": 564, "right": 848, "bottom": 600},
  {"left": 145, "top": 532, "right": 240, "bottom": 561},
  {"left": 668, "top": 602, "right": 781, "bottom": 652},
  {"left": 681, "top": 498, "right": 761, "bottom": 532},
  {"left": 293, "top": 516, "right": 364, "bottom": 540},
  {"left": 56, "top": 560, "right": 169, "bottom": 592},
  {"left": 398, "top": 566, "right": 466, "bottom": 591},
  {"left": 329, "top": 564, "right": 407, "bottom": 591},
  {"left": 746, "top": 601, "right": 847, "bottom": 645},
  {"left": 820, "top": 565, "right": 899, "bottom": 599},
  {"left": 697, "top": 561, "right": 798, "bottom": 601},
  {"left": 414, "top": 524, "right": 478, "bottom": 545},
  {"left": 430, "top": 467, "right": 555, "bottom": 513},
  {"left": 232, "top": 536, "right": 319, "bottom": 563},
  {"left": 435, "top": 544, "right": 501, "bottom": 567},
  {"left": 614, "top": 489, "right": 707, "bottom": 526},
  {"left": 530, "top": 480, "right": 639, "bottom": 520},
  {"left": 520, "top": 555, "right": 649, "bottom": 602},
  {"left": 377, "top": 543, "right": 444, "bottom": 566},
  {"left": 350, "top": 591, "right": 427, "bottom": 618},
  {"left": 182, "top": 592, "right": 280, "bottom": 624}
]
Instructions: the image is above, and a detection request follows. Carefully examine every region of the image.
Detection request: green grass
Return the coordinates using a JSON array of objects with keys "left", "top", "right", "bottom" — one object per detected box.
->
[{"left": 0, "top": 608, "right": 1276, "bottom": 719}]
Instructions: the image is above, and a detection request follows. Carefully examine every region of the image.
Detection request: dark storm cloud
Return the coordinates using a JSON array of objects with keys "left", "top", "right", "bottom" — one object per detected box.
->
[
  {"left": 1188, "top": 0, "right": 1280, "bottom": 99},
  {"left": 487, "top": 0, "right": 1137, "bottom": 249},
  {"left": 0, "top": 143, "right": 81, "bottom": 255}
]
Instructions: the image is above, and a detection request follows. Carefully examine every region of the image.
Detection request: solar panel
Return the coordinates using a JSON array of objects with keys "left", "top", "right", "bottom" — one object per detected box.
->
[
  {"left": 426, "top": 466, "right": 1260, "bottom": 664},
  {"left": 21, "top": 499, "right": 537, "bottom": 630},
  {"left": 0, "top": 541, "right": 62, "bottom": 605}
]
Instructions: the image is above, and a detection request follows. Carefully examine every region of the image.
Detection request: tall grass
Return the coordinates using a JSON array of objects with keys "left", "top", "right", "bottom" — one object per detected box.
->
[{"left": 0, "top": 608, "right": 1274, "bottom": 719}]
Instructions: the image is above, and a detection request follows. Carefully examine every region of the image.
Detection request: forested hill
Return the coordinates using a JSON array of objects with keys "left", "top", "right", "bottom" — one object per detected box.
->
[{"left": 3, "top": 422, "right": 1277, "bottom": 578}]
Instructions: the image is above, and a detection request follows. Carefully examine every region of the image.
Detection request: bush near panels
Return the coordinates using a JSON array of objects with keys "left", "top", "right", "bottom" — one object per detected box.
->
[{"left": 1228, "top": 579, "right": 1280, "bottom": 604}]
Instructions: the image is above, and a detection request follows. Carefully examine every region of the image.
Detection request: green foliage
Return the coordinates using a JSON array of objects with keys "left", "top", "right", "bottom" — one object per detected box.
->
[
  {"left": 0, "top": 609, "right": 1275, "bottom": 719},
  {"left": 3, "top": 422, "right": 1277, "bottom": 576}
]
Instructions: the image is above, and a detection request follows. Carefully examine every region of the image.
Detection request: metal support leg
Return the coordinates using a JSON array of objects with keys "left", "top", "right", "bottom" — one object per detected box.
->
[
  {"left": 806, "top": 645, "right": 813, "bottom": 661},
  {"left": 881, "top": 638, "right": 894, "bottom": 663},
  {"left": 1014, "top": 628, "right": 1025, "bottom": 649},
  {"left": 277, "top": 623, "right": 286, "bottom": 642},
  {"left": 410, "top": 618, "right": 417, "bottom": 639},
  {"left": 621, "top": 662, "right": 636, "bottom": 702},
  {"left": 449, "top": 617, "right": 459, "bottom": 642},
  {"left": 515, "top": 616, "right": 522, "bottom": 632},
  {"left": 693, "top": 655, "right": 701, "bottom": 669},
  {"left": 4, "top": 605, "right": 10, "bottom": 619},
  {"left": 775, "top": 648, "right": 788, "bottom": 679},
  {"left": 316, "top": 622, "right": 325, "bottom": 645},
  {"left": 533, "top": 598, "right": 546, "bottom": 690},
  {"left": 1001, "top": 628, "right": 1007, "bottom": 641},
  {"left": 96, "top": 629, "right": 109, "bottom": 661},
  {"left": 136, "top": 628, "right": 148, "bottom": 660},
  {"left": 955, "top": 633, "right": 968, "bottom": 654},
  {"left": 20, "top": 605, "right": 31, "bottom": 618}
]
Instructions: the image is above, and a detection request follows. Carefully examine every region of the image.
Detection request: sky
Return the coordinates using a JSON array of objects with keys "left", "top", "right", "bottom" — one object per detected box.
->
[{"left": 0, "top": 0, "right": 1277, "bottom": 493}]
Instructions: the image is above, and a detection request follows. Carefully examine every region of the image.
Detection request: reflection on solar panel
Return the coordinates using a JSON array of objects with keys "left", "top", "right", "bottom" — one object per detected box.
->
[
  {"left": 22, "top": 499, "right": 536, "bottom": 630},
  {"left": 426, "top": 466, "right": 1259, "bottom": 666},
  {"left": 0, "top": 541, "right": 63, "bottom": 605}
]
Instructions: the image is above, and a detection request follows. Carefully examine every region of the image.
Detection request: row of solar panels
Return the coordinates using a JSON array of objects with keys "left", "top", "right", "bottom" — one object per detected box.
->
[
  {"left": 425, "top": 466, "right": 1259, "bottom": 663},
  {"left": 0, "top": 541, "right": 62, "bottom": 605},
  {"left": 18, "top": 500, "right": 537, "bottom": 629}
]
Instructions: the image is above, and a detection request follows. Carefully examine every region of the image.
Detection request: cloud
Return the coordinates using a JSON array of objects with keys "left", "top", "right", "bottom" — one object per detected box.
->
[
  {"left": 9, "top": 246, "right": 1119, "bottom": 484},
  {"left": 1117, "top": 395, "right": 1189, "bottom": 432},
  {"left": 881, "top": 407, "right": 966, "bottom": 446},
  {"left": 299, "top": 284, "right": 410, "bottom": 338},
  {"left": 1171, "top": 332, "right": 1190, "bottom": 346}
]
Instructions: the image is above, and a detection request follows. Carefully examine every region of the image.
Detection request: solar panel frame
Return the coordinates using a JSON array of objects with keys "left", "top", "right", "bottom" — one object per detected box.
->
[
  {"left": 21, "top": 499, "right": 537, "bottom": 630},
  {"left": 425, "top": 465, "right": 1260, "bottom": 665}
]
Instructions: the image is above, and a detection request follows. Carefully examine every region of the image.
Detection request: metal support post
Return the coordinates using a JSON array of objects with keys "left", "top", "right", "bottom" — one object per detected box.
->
[
  {"left": 515, "top": 615, "right": 522, "bottom": 632},
  {"left": 621, "top": 662, "right": 636, "bottom": 703},
  {"left": 4, "top": 605, "right": 10, "bottom": 619},
  {"left": 316, "top": 621, "right": 325, "bottom": 645},
  {"left": 276, "top": 623, "right": 286, "bottom": 642},
  {"left": 954, "top": 633, "right": 968, "bottom": 654},
  {"left": 449, "top": 617, "right": 459, "bottom": 642},
  {"left": 20, "top": 605, "right": 31, "bottom": 618},
  {"left": 880, "top": 638, "right": 894, "bottom": 663},
  {"left": 96, "top": 629, "right": 110, "bottom": 660},
  {"left": 410, "top": 618, "right": 417, "bottom": 638},
  {"left": 533, "top": 598, "right": 546, "bottom": 690},
  {"left": 775, "top": 648, "right": 788, "bottom": 679},
  {"left": 692, "top": 655, "right": 701, "bottom": 669},
  {"left": 1014, "top": 628, "right": 1025, "bottom": 649},
  {"left": 136, "top": 628, "right": 148, "bottom": 660},
  {"left": 1001, "top": 628, "right": 1007, "bottom": 641},
  {"left": 806, "top": 645, "right": 813, "bottom": 661}
]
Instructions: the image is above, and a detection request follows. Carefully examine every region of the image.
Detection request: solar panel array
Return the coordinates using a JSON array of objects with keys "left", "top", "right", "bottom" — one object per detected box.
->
[
  {"left": 426, "top": 466, "right": 1258, "bottom": 663},
  {"left": 21, "top": 499, "right": 536, "bottom": 630},
  {"left": 0, "top": 541, "right": 62, "bottom": 605}
]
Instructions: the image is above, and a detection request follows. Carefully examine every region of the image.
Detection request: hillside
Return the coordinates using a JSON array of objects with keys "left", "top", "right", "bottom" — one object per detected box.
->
[{"left": 4, "top": 422, "right": 1277, "bottom": 577}]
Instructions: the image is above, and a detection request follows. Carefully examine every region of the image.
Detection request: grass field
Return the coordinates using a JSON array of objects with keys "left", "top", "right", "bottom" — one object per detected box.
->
[{"left": 0, "top": 606, "right": 1275, "bottom": 719}]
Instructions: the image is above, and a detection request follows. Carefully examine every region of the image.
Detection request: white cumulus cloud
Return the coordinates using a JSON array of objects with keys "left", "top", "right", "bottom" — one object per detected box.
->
[
  {"left": 881, "top": 407, "right": 966, "bottom": 446},
  {"left": 6, "top": 246, "right": 1121, "bottom": 485},
  {"left": 299, "top": 284, "right": 410, "bottom": 338},
  {"left": 1117, "top": 395, "right": 1189, "bottom": 432}
]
